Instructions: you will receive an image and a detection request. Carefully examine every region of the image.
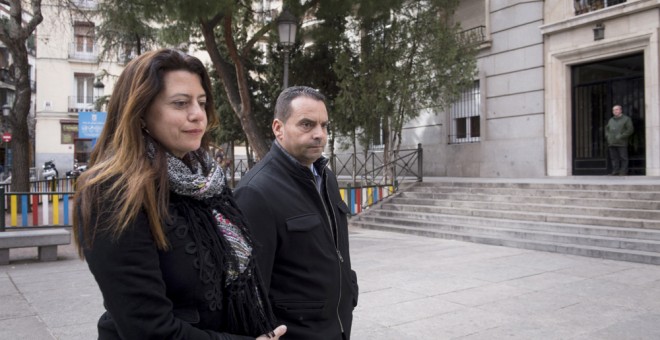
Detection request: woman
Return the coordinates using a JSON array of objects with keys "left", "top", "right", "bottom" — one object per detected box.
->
[{"left": 73, "top": 49, "right": 286, "bottom": 339}]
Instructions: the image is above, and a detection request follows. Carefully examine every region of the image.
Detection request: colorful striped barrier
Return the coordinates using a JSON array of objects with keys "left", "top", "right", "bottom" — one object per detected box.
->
[
  {"left": 2, "top": 192, "right": 73, "bottom": 228},
  {"left": 340, "top": 184, "right": 395, "bottom": 215}
]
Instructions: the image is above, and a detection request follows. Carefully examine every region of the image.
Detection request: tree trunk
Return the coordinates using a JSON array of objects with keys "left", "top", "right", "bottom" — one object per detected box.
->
[
  {"left": 199, "top": 17, "right": 270, "bottom": 160},
  {"left": 7, "top": 39, "right": 32, "bottom": 194}
]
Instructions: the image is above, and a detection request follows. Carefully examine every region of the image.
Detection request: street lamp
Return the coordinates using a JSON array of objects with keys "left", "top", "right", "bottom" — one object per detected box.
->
[
  {"left": 277, "top": 8, "right": 298, "bottom": 89},
  {"left": 93, "top": 70, "right": 106, "bottom": 111}
]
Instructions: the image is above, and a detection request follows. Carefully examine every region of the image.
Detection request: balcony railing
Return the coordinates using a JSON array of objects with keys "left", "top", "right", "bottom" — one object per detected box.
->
[
  {"left": 68, "top": 43, "right": 99, "bottom": 62},
  {"left": 68, "top": 96, "right": 101, "bottom": 112},
  {"left": 575, "top": 0, "right": 626, "bottom": 15},
  {"left": 73, "top": 0, "right": 98, "bottom": 10},
  {"left": 457, "top": 26, "right": 486, "bottom": 45}
]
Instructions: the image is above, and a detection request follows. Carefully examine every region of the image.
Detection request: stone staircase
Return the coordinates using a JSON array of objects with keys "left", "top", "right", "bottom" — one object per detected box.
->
[{"left": 350, "top": 178, "right": 660, "bottom": 265}]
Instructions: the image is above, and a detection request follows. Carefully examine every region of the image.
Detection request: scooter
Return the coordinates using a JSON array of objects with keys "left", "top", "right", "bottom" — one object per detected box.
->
[
  {"left": 42, "top": 160, "right": 58, "bottom": 180},
  {"left": 65, "top": 160, "right": 87, "bottom": 179}
]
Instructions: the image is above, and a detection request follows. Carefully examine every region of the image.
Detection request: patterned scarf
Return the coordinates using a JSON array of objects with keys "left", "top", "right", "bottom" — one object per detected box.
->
[
  {"left": 167, "top": 150, "right": 252, "bottom": 282},
  {"left": 149, "top": 139, "right": 276, "bottom": 336}
]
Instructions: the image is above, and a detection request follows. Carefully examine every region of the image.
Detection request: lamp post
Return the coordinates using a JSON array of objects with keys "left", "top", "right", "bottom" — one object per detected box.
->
[
  {"left": 277, "top": 8, "right": 298, "bottom": 89},
  {"left": 93, "top": 71, "right": 105, "bottom": 111}
]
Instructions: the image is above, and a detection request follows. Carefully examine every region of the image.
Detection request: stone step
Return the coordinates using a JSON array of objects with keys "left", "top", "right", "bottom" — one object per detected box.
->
[
  {"left": 402, "top": 191, "right": 660, "bottom": 210},
  {"left": 350, "top": 221, "right": 660, "bottom": 265},
  {"left": 388, "top": 197, "right": 660, "bottom": 220},
  {"left": 363, "top": 209, "right": 660, "bottom": 241},
  {"left": 379, "top": 202, "right": 660, "bottom": 229},
  {"left": 419, "top": 181, "right": 660, "bottom": 192},
  {"left": 355, "top": 215, "right": 660, "bottom": 252},
  {"left": 409, "top": 186, "right": 660, "bottom": 200}
]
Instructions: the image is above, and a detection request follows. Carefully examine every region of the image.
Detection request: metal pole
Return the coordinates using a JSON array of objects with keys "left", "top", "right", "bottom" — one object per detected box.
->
[
  {"left": 0, "top": 187, "right": 5, "bottom": 232},
  {"left": 417, "top": 143, "right": 423, "bottom": 182},
  {"left": 283, "top": 48, "right": 290, "bottom": 89}
]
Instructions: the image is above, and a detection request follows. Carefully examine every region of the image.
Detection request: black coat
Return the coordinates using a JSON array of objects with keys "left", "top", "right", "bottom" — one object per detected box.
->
[
  {"left": 84, "top": 193, "right": 257, "bottom": 340},
  {"left": 234, "top": 144, "right": 359, "bottom": 340}
]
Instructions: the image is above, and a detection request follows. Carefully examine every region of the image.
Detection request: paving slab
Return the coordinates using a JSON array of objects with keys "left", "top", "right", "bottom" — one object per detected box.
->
[{"left": 1, "top": 226, "right": 659, "bottom": 339}]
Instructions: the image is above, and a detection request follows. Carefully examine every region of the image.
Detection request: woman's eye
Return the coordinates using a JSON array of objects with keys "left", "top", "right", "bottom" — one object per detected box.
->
[
  {"left": 173, "top": 101, "right": 187, "bottom": 108},
  {"left": 199, "top": 102, "right": 207, "bottom": 109}
]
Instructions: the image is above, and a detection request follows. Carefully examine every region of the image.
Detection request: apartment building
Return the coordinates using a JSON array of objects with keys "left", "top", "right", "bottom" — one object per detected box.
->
[
  {"left": 34, "top": 0, "right": 124, "bottom": 175},
  {"left": 402, "top": 0, "right": 659, "bottom": 177}
]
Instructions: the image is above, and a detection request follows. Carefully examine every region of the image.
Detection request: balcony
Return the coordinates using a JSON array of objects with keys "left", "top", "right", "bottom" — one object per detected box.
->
[
  {"left": 68, "top": 43, "right": 99, "bottom": 62},
  {"left": 73, "top": 0, "right": 98, "bottom": 10},
  {"left": 68, "top": 96, "right": 100, "bottom": 112},
  {"left": 575, "top": 0, "right": 627, "bottom": 15},
  {"left": 457, "top": 26, "right": 487, "bottom": 45}
]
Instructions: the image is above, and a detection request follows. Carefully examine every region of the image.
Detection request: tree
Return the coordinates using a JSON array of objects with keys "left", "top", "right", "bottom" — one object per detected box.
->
[
  {"left": 0, "top": 0, "right": 43, "bottom": 192},
  {"left": 95, "top": 0, "right": 159, "bottom": 60},
  {"left": 95, "top": 0, "right": 361, "bottom": 160},
  {"left": 334, "top": 0, "right": 477, "bottom": 179}
]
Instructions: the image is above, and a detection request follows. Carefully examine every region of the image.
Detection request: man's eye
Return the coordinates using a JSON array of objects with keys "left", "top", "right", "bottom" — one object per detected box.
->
[{"left": 301, "top": 122, "right": 312, "bottom": 129}]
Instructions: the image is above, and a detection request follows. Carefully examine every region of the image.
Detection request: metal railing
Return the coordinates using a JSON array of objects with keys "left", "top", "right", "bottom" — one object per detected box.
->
[
  {"left": 457, "top": 26, "right": 486, "bottom": 45},
  {"left": 574, "top": 0, "right": 626, "bottom": 15},
  {"left": 330, "top": 143, "right": 423, "bottom": 189}
]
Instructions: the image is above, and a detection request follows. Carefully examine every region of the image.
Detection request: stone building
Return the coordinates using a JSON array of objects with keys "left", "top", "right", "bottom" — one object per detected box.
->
[{"left": 402, "top": 0, "right": 658, "bottom": 177}]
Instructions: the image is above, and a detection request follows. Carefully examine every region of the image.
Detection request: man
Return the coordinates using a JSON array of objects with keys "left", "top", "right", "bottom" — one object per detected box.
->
[
  {"left": 605, "top": 105, "right": 634, "bottom": 175},
  {"left": 235, "top": 86, "right": 358, "bottom": 340}
]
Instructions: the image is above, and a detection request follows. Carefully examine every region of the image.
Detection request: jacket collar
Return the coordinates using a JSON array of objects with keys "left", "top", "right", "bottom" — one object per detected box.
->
[{"left": 271, "top": 140, "right": 329, "bottom": 179}]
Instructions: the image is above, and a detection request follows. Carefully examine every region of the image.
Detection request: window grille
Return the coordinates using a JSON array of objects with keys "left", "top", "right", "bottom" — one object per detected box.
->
[
  {"left": 574, "top": 0, "right": 626, "bottom": 15},
  {"left": 449, "top": 80, "right": 481, "bottom": 144}
]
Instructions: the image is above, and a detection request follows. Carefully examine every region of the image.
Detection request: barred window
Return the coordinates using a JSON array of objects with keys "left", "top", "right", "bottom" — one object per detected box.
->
[
  {"left": 449, "top": 80, "right": 480, "bottom": 144},
  {"left": 574, "top": 0, "right": 626, "bottom": 15}
]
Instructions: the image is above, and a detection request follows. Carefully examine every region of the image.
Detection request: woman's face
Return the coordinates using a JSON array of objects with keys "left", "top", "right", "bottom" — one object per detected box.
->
[{"left": 144, "top": 70, "right": 208, "bottom": 158}]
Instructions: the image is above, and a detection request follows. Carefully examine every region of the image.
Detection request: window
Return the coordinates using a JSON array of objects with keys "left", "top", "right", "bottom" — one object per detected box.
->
[
  {"left": 61, "top": 121, "right": 78, "bottom": 144},
  {"left": 449, "top": 80, "right": 480, "bottom": 144},
  {"left": 74, "top": 22, "right": 95, "bottom": 53},
  {"left": 574, "top": 0, "right": 626, "bottom": 15},
  {"left": 74, "top": 73, "right": 95, "bottom": 110}
]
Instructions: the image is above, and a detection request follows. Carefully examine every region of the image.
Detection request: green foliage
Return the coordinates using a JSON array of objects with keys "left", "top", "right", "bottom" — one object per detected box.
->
[{"left": 334, "top": 0, "right": 477, "bottom": 152}]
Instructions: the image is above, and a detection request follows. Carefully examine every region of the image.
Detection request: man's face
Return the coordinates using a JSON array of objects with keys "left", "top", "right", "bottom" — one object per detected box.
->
[
  {"left": 613, "top": 106, "right": 622, "bottom": 118},
  {"left": 273, "top": 96, "right": 328, "bottom": 167}
]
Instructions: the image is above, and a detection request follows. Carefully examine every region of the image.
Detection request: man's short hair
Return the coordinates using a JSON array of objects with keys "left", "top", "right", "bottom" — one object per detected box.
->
[{"left": 274, "top": 86, "right": 326, "bottom": 122}]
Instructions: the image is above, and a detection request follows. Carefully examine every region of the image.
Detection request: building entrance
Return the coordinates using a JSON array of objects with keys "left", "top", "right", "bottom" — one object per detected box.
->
[{"left": 572, "top": 53, "right": 645, "bottom": 175}]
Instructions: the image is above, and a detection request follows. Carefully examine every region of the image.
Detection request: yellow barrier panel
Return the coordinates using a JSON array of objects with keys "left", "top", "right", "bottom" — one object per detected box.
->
[
  {"left": 367, "top": 187, "right": 373, "bottom": 205},
  {"left": 10, "top": 195, "right": 17, "bottom": 226},
  {"left": 340, "top": 188, "right": 345, "bottom": 201},
  {"left": 53, "top": 194, "right": 59, "bottom": 225}
]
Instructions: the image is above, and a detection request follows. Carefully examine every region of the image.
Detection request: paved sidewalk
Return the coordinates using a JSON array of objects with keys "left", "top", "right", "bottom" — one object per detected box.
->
[{"left": 2, "top": 227, "right": 660, "bottom": 339}]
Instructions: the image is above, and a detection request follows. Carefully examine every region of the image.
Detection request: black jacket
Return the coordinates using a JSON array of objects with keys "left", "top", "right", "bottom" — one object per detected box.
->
[
  {"left": 234, "top": 143, "right": 358, "bottom": 340},
  {"left": 84, "top": 193, "right": 257, "bottom": 340}
]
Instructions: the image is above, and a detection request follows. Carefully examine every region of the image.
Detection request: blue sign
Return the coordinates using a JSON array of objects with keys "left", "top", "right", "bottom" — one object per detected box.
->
[{"left": 79, "top": 111, "right": 107, "bottom": 139}]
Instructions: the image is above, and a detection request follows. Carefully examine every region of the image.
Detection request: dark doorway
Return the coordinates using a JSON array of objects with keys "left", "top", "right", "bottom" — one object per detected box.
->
[{"left": 572, "top": 54, "right": 645, "bottom": 175}]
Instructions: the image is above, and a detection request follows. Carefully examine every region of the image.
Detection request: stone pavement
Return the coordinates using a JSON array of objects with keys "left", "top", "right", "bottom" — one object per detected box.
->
[{"left": 2, "top": 227, "right": 660, "bottom": 339}]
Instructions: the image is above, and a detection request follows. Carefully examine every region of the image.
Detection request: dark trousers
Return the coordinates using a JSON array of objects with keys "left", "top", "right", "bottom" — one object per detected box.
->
[{"left": 608, "top": 146, "right": 629, "bottom": 175}]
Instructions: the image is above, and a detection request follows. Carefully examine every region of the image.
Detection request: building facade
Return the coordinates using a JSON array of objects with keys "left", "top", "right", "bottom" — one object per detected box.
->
[
  {"left": 34, "top": 0, "right": 123, "bottom": 176},
  {"left": 542, "top": 0, "right": 659, "bottom": 176},
  {"left": 401, "top": 0, "right": 659, "bottom": 177}
]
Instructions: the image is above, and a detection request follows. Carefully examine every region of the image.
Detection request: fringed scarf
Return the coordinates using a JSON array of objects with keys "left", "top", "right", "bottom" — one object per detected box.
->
[{"left": 161, "top": 146, "right": 277, "bottom": 337}]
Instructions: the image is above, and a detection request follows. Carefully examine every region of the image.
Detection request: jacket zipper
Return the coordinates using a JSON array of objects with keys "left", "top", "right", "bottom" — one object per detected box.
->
[{"left": 312, "top": 174, "right": 345, "bottom": 334}]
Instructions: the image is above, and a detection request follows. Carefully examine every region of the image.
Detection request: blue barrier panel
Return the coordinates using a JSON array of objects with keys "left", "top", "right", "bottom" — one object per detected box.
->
[
  {"left": 63, "top": 194, "right": 70, "bottom": 225},
  {"left": 21, "top": 194, "right": 28, "bottom": 226}
]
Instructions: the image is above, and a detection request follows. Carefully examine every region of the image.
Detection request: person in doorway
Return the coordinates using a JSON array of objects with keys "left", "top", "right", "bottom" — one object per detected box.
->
[
  {"left": 605, "top": 104, "right": 634, "bottom": 175},
  {"left": 234, "top": 86, "right": 359, "bottom": 340},
  {"left": 73, "top": 49, "right": 285, "bottom": 339}
]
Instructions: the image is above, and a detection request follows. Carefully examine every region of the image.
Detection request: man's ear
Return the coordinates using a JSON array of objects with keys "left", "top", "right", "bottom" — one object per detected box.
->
[{"left": 272, "top": 119, "right": 283, "bottom": 140}]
